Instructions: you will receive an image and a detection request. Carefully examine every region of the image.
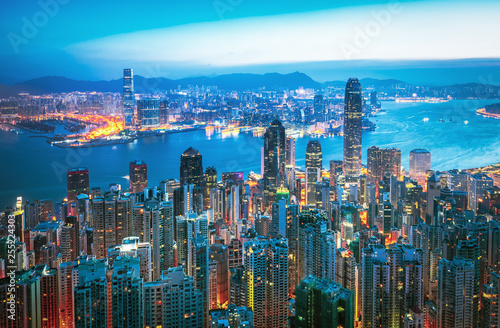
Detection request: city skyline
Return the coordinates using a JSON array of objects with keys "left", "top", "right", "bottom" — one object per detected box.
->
[
  {"left": 1, "top": 1, "right": 500, "bottom": 327},
  {"left": 1, "top": 1, "right": 500, "bottom": 84}
]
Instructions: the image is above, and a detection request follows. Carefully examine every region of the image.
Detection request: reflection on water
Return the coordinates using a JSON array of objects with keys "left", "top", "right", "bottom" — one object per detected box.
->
[{"left": 0, "top": 100, "right": 499, "bottom": 207}]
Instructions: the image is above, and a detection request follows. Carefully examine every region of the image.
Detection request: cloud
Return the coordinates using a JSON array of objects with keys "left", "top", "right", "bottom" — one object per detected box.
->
[{"left": 67, "top": 1, "right": 500, "bottom": 69}]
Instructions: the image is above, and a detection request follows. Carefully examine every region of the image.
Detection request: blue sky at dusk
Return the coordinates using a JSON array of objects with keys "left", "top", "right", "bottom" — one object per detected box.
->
[{"left": 1, "top": 0, "right": 500, "bottom": 84}]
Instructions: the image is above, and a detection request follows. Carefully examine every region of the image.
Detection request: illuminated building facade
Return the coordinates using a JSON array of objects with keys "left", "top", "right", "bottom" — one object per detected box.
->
[
  {"left": 294, "top": 275, "right": 354, "bottom": 328},
  {"left": 343, "top": 78, "right": 363, "bottom": 180},
  {"left": 137, "top": 98, "right": 160, "bottom": 128},
  {"left": 409, "top": 149, "right": 431, "bottom": 188},
  {"left": 468, "top": 173, "right": 493, "bottom": 212},
  {"left": 180, "top": 147, "right": 204, "bottom": 189},
  {"left": 286, "top": 136, "right": 296, "bottom": 167},
  {"left": 366, "top": 146, "right": 401, "bottom": 185},
  {"left": 123, "top": 68, "right": 135, "bottom": 127},
  {"left": 437, "top": 257, "right": 474, "bottom": 328},
  {"left": 244, "top": 237, "right": 288, "bottom": 328},
  {"left": 67, "top": 168, "right": 89, "bottom": 204},
  {"left": 129, "top": 160, "right": 148, "bottom": 193},
  {"left": 263, "top": 119, "right": 286, "bottom": 206}
]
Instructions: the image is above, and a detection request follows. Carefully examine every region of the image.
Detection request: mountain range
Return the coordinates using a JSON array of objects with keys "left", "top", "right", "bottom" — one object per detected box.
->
[{"left": 0, "top": 72, "right": 497, "bottom": 98}]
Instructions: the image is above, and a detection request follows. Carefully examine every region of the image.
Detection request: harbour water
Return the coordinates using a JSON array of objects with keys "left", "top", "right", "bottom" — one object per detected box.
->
[{"left": 1, "top": 99, "right": 499, "bottom": 208}]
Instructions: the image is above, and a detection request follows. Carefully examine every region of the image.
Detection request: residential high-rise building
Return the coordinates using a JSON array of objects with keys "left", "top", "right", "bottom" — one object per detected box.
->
[
  {"left": 361, "top": 244, "right": 424, "bottom": 328},
  {"left": 445, "top": 169, "right": 468, "bottom": 192},
  {"left": 244, "top": 237, "right": 288, "bottom": 328},
  {"left": 209, "top": 244, "right": 230, "bottom": 310},
  {"left": 129, "top": 160, "right": 147, "bottom": 193},
  {"left": 294, "top": 275, "right": 355, "bottom": 328},
  {"left": 366, "top": 146, "right": 401, "bottom": 185},
  {"left": 482, "top": 271, "right": 500, "bottom": 328},
  {"left": 456, "top": 238, "right": 481, "bottom": 327},
  {"left": 137, "top": 98, "right": 160, "bottom": 128},
  {"left": 108, "top": 236, "right": 152, "bottom": 282},
  {"left": 210, "top": 305, "right": 254, "bottom": 328},
  {"left": 123, "top": 68, "right": 135, "bottom": 127},
  {"left": 436, "top": 257, "right": 475, "bottom": 328},
  {"left": 91, "top": 190, "right": 132, "bottom": 258},
  {"left": 60, "top": 223, "right": 78, "bottom": 262},
  {"left": 188, "top": 235, "right": 210, "bottom": 327},
  {"left": 157, "top": 267, "right": 204, "bottom": 328},
  {"left": 203, "top": 166, "right": 217, "bottom": 209},
  {"left": 159, "top": 100, "right": 169, "bottom": 125},
  {"left": 263, "top": 119, "right": 286, "bottom": 206},
  {"left": 343, "top": 78, "right": 363, "bottom": 179},
  {"left": 67, "top": 168, "right": 89, "bottom": 203},
  {"left": 176, "top": 212, "right": 209, "bottom": 268},
  {"left": 469, "top": 173, "right": 494, "bottom": 212},
  {"left": 131, "top": 198, "right": 173, "bottom": 280},
  {"left": 314, "top": 94, "right": 325, "bottom": 120},
  {"left": 111, "top": 256, "right": 144, "bottom": 328},
  {"left": 1, "top": 264, "right": 60, "bottom": 328},
  {"left": 409, "top": 149, "right": 431, "bottom": 188},
  {"left": 299, "top": 218, "right": 336, "bottom": 282},
  {"left": 73, "top": 257, "right": 109, "bottom": 328},
  {"left": 329, "top": 160, "right": 343, "bottom": 187},
  {"left": 180, "top": 147, "right": 204, "bottom": 188}
]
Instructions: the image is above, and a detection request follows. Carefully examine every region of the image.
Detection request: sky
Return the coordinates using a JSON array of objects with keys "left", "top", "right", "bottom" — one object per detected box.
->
[{"left": 1, "top": 0, "right": 500, "bottom": 85}]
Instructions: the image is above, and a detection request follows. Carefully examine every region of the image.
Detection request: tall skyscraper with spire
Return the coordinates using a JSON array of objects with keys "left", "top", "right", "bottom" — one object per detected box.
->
[
  {"left": 343, "top": 78, "right": 363, "bottom": 180},
  {"left": 123, "top": 68, "right": 135, "bottom": 127}
]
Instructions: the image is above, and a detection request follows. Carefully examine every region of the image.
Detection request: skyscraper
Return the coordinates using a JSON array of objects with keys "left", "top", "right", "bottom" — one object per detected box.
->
[
  {"left": 91, "top": 190, "right": 132, "bottom": 258},
  {"left": 111, "top": 256, "right": 144, "bottom": 328},
  {"left": 366, "top": 146, "right": 401, "bottom": 185},
  {"left": 155, "top": 267, "right": 204, "bottom": 328},
  {"left": 60, "top": 223, "right": 78, "bottom": 262},
  {"left": 73, "top": 257, "right": 109, "bottom": 328},
  {"left": 263, "top": 119, "right": 286, "bottom": 206},
  {"left": 286, "top": 136, "right": 296, "bottom": 167},
  {"left": 409, "top": 149, "right": 431, "bottom": 188},
  {"left": 203, "top": 167, "right": 217, "bottom": 210},
  {"left": 482, "top": 271, "right": 500, "bottom": 328},
  {"left": 67, "top": 167, "right": 89, "bottom": 203},
  {"left": 314, "top": 95, "right": 325, "bottom": 121},
  {"left": 137, "top": 98, "right": 160, "bottom": 128},
  {"left": 305, "top": 140, "right": 322, "bottom": 170},
  {"left": 361, "top": 244, "right": 424, "bottom": 328},
  {"left": 129, "top": 160, "right": 147, "bottom": 193},
  {"left": 188, "top": 236, "right": 209, "bottom": 327},
  {"left": 180, "top": 147, "right": 203, "bottom": 188},
  {"left": 123, "top": 68, "right": 135, "bottom": 127},
  {"left": 294, "top": 275, "right": 355, "bottom": 328},
  {"left": 469, "top": 173, "right": 493, "bottom": 212},
  {"left": 437, "top": 257, "right": 475, "bottom": 328},
  {"left": 159, "top": 100, "right": 169, "bottom": 125},
  {"left": 244, "top": 237, "right": 288, "bottom": 328},
  {"left": 343, "top": 78, "right": 363, "bottom": 179},
  {"left": 305, "top": 140, "right": 323, "bottom": 206}
]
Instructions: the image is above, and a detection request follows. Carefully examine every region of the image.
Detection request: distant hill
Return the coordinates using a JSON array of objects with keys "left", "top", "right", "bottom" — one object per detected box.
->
[
  {"left": 0, "top": 72, "right": 321, "bottom": 97},
  {"left": 1, "top": 73, "right": 498, "bottom": 98}
]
